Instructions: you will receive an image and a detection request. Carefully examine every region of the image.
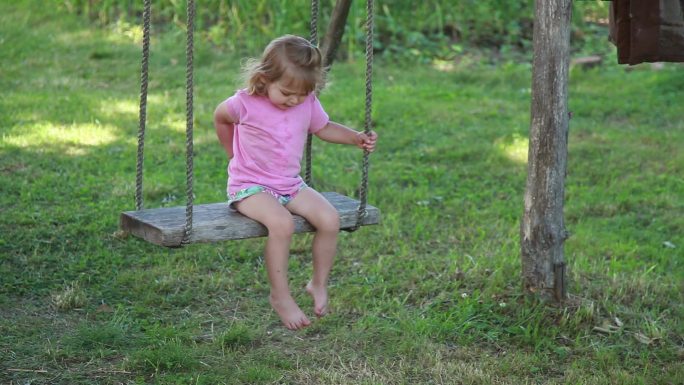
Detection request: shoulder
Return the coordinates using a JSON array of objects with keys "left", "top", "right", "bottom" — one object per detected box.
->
[
  {"left": 307, "top": 92, "right": 326, "bottom": 109},
  {"left": 232, "top": 89, "right": 271, "bottom": 107},
  {"left": 226, "top": 89, "right": 259, "bottom": 109},
  {"left": 229, "top": 88, "right": 250, "bottom": 102},
  {"left": 306, "top": 92, "right": 329, "bottom": 132},
  {"left": 307, "top": 92, "right": 321, "bottom": 103},
  {"left": 222, "top": 89, "right": 252, "bottom": 120}
]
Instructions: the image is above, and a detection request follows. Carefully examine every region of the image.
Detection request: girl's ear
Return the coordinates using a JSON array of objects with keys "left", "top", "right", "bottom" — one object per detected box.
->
[
  {"left": 255, "top": 75, "right": 268, "bottom": 94},
  {"left": 257, "top": 75, "right": 270, "bottom": 86}
]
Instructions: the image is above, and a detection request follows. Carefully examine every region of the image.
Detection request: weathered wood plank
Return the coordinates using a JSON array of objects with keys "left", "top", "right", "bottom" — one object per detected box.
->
[{"left": 120, "top": 192, "right": 380, "bottom": 247}]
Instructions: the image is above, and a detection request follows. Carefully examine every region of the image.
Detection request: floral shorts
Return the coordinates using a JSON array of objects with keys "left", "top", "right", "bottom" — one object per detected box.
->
[{"left": 227, "top": 183, "right": 307, "bottom": 209}]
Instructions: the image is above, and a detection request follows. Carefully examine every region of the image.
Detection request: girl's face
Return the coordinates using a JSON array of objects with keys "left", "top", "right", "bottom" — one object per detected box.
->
[{"left": 266, "top": 78, "right": 309, "bottom": 110}]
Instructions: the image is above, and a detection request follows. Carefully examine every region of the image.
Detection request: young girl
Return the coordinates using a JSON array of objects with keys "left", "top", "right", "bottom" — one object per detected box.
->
[{"left": 214, "top": 35, "right": 377, "bottom": 330}]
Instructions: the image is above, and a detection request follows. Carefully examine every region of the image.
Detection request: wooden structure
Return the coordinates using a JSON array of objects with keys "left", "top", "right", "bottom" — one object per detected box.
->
[
  {"left": 522, "top": 0, "right": 684, "bottom": 302},
  {"left": 521, "top": 0, "right": 571, "bottom": 302},
  {"left": 121, "top": 192, "right": 380, "bottom": 248}
]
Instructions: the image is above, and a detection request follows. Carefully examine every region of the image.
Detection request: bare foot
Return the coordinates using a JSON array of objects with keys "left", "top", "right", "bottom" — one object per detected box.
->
[
  {"left": 306, "top": 281, "right": 329, "bottom": 317},
  {"left": 269, "top": 294, "right": 311, "bottom": 330}
]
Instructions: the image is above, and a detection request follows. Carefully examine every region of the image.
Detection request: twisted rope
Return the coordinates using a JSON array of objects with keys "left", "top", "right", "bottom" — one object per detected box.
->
[
  {"left": 310, "top": 0, "right": 319, "bottom": 45},
  {"left": 304, "top": 0, "right": 319, "bottom": 186},
  {"left": 351, "top": 0, "right": 374, "bottom": 231},
  {"left": 182, "top": 0, "right": 196, "bottom": 244},
  {"left": 135, "top": 0, "right": 151, "bottom": 211}
]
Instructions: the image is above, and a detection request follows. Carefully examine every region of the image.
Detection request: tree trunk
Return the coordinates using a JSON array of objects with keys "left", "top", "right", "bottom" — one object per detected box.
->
[
  {"left": 521, "top": 0, "right": 572, "bottom": 302},
  {"left": 321, "top": 0, "right": 353, "bottom": 68}
]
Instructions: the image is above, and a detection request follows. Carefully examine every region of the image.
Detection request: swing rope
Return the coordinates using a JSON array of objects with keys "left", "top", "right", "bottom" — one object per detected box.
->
[
  {"left": 135, "top": 0, "right": 151, "bottom": 211},
  {"left": 135, "top": 0, "right": 195, "bottom": 244},
  {"left": 305, "top": 0, "right": 374, "bottom": 230},
  {"left": 134, "top": 0, "right": 373, "bottom": 241},
  {"left": 354, "top": 0, "right": 374, "bottom": 230},
  {"left": 183, "top": 0, "right": 196, "bottom": 244},
  {"left": 304, "top": 0, "right": 319, "bottom": 186}
]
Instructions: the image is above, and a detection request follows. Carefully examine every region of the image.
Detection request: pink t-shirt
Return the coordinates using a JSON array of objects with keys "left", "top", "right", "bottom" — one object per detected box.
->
[{"left": 224, "top": 89, "right": 329, "bottom": 196}]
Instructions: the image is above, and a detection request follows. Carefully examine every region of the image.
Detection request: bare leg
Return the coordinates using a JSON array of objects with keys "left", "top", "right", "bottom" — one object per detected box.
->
[
  {"left": 286, "top": 188, "right": 340, "bottom": 317},
  {"left": 235, "top": 192, "right": 311, "bottom": 330}
]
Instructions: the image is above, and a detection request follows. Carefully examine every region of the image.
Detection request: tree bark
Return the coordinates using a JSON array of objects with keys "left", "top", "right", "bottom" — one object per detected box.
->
[
  {"left": 321, "top": 0, "right": 353, "bottom": 68},
  {"left": 521, "top": 0, "right": 572, "bottom": 302}
]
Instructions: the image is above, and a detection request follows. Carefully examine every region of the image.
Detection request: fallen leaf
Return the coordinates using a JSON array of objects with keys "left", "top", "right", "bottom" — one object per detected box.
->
[
  {"left": 594, "top": 319, "right": 622, "bottom": 334},
  {"left": 662, "top": 241, "right": 676, "bottom": 249},
  {"left": 602, "top": 319, "right": 621, "bottom": 331},
  {"left": 634, "top": 332, "right": 653, "bottom": 345},
  {"left": 593, "top": 326, "right": 614, "bottom": 334}
]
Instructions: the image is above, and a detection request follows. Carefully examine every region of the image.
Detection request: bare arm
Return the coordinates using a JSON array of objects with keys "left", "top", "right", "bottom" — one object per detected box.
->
[
  {"left": 214, "top": 101, "right": 236, "bottom": 159},
  {"left": 315, "top": 121, "right": 377, "bottom": 152}
]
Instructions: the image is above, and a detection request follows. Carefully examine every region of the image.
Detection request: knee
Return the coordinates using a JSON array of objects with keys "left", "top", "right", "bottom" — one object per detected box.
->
[
  {"left": 265, "top": 214, "right": 295, "bottom": 238},
  {"left": 315, "top": 209, "right": 340, "bottom": 234}
]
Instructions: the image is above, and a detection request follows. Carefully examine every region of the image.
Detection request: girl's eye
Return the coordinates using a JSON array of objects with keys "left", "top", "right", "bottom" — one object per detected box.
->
[{"left": 281, "top": 89, "right": 304, "bottom": 97}]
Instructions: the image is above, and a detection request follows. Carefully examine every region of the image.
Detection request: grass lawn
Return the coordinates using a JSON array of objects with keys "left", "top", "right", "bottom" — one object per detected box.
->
[{"left": 1, "top": 1, "right": 682, "bottom": 384}]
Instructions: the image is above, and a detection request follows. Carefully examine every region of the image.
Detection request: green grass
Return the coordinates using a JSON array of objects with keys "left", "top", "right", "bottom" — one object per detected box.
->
[
  {"left": 59, "top": 0, "right": 614, "bottom": 62},
  {"left": 1, "top": 1, "right": 683, "bottom": 384}
]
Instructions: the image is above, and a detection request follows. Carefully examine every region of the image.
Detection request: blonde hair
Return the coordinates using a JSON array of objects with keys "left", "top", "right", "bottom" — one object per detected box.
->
[{"left": 243, "top": 35, "right": 325, "bottom": 96}]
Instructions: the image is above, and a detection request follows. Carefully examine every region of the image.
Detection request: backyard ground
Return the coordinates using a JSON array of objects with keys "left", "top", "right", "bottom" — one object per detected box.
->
[{"left": 1, "top": 1, "right": 682, "bottom": 384}]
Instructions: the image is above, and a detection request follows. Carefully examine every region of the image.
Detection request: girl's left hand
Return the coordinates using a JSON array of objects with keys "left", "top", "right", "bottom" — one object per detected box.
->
[{"left": 356, "top": 130, "right": 378, "bottom": 152}]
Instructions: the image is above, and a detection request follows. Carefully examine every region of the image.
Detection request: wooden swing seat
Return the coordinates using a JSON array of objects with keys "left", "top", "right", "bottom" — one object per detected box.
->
[{"left": 120, "top": 192, "right": 380, "bottom": 247}]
